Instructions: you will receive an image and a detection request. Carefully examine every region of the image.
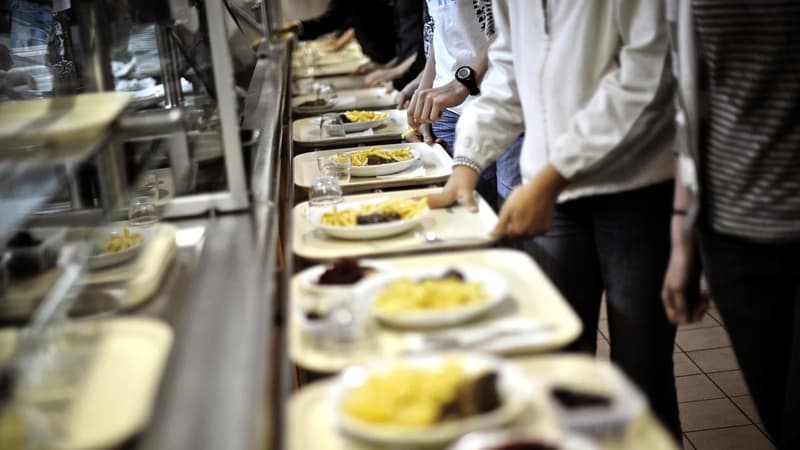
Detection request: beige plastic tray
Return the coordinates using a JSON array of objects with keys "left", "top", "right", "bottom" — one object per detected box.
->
[
  {"left": 63, "top": 318, "right": 173, "bottom": 449},
  {"left": 0, "top": 92, "right": 131, "bottom": 150},
  {"left": 293, "top": 76, "right": 367, "bottom": 97},
  {"left": 293, "top": 88, "right": 398, "bottom": 115},
  {"left": 292, "top": 187, "right": 497, "bottom": 261},
  {"left": 294, "top": 58, "right": 368, "bottom": 79},
  {"left": 294, "top": 143, "right": 452, "bottom": 193},
  {"left": 289, "top": 249, "right": 582, "bottom": 373},
  {"left": 81, "top": 224, "right": 177, "bottom": 310},
  {"left": 0, "top": 318, "right": 173, "bottom": 450},
  {"left": 293, "top": 109, "right": 408, "bottom": 147},
  {"left": 287, "top": 355, "right": 677, "bottom": 450}
]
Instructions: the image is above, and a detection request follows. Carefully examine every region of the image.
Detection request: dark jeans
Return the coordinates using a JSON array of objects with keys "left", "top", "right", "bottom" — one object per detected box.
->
[
  {"left": 699, "top": 229, "right": 800, "bottom": 449},
  {"left": 521, "top": 181, "right": 681, "bottom": 439},
  {"left": 431, "top": 109, "right": 522, "bottom": 207}
]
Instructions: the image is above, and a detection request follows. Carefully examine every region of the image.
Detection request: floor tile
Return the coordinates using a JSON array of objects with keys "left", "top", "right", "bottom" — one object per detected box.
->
[
  {"left": 676, "top": 374, "right": 725, "bottom": 403},
  {"left": 732, "top": 395, "right": 762, "bottom": 424},
  {"left": 676, "top": 327, "right": 731, "bottom": 352},
  {"left": 685, "top": 425, "right": 774, "bottom": 450},
  {"left": 598, "top": 319, "right": 609, "bottom": 339},
  {"left": 678, "top": 313, "right": 720, "bottom": 330},
  {"left": 596, "top": 338, "right": 610, "bottom": 361},
  {"left": 675, "top": 352, "right": 702, "bottom": 376},
  {"left": 706, "top": 306, "right": 724, "bottom": 324},
  {"left": 679, "top": 398, "right": 749, "bottom": 431},
  {"left": 687, "top": 348, "right": 739, "bottom": 373},
  {"left": 709, "top": 370, "right": 748, "bottom": 397},
  {"left": 675, "top": 344, "right": 682, "bottom": 353},
  {"left": 683, "top": 435, "right": 695, "bottom": 449}
]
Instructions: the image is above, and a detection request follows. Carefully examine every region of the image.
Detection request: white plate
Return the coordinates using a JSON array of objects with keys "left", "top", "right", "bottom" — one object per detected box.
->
[
  {"left": 344, "top": 148, "right": 421, "bottom": 177},
  {"left": 307, "top": 199, "right": 429, "bottom": 240},
  {"left": 330, "top": 353, "right": 531, "bottom": 447},
  {"left": 359, "top": 266, "right": 508, "bottom": 328},
  {"left": 294, "top": 98, "right": 334, "bottom": 114},
  {"left": 327, "top": 117, "right": 388, "bottom": 133},
  {"left": 88, "top": 228, "right": 150, "bottom": 270},
  {"left": 298, "top": 260, "right": 393, "bottom": 296}
]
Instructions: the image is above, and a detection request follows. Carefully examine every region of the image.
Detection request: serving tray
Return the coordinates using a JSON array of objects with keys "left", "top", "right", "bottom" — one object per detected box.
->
[
  {"left": 293, "top": 143, "right": 452, "bottom": 193},
  {"left": 289, "top": 249, "right": 582, "bottom": 373},
  {"left": 292, "top": 187, "right": 497, "bottom": 261}
]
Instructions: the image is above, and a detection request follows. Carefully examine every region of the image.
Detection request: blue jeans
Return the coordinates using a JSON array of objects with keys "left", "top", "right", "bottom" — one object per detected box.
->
[
  {"left": 521, "top": 181, "right": 681, "bottom": 439},
  {"left": 699, "top": 229, "right": 800, "bottom": 449},
  {"left": 431, "top": 109, "right": 522, "bottom": 207}
]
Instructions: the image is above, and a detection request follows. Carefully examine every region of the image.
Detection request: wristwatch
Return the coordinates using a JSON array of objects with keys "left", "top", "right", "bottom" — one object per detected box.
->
[{"left": 455, "top": 65, "right": 480, "bottom": 96}]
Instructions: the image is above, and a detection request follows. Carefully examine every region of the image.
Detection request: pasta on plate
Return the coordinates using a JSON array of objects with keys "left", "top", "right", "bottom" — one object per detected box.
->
[
  {"left": 334, "top": 146, "right": 414, "bottom": 167},
  {"left": 374, "top": 277, "right": 488, "bottom": 315},
  {"left": 341, "top": 110, "right": 388, "bottom": 123},
  {"left": 320, "top": 197, "right": 428, "bottom": 227}
]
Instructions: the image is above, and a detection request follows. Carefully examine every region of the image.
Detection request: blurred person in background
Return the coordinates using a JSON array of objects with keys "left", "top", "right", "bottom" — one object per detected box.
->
[
  {"left": 428, "top": 0, "right": 682, "bottom": 438},
  {"left": 405, "top": 0, "right": 521, "bottom": 209},
  {"left": 276, "top": 0, "right": 398, "bottom": 75},
  {"left": 362, "top": 0, "right": 425, "bottom": 94},
  {"left": 663, "top": 1, "right": 800, "bottom": 448}
]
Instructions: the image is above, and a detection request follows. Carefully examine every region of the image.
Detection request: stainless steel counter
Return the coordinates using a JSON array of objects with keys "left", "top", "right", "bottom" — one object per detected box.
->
[{"left": 132, "top": 39, "right": 292, "bottom": 450}]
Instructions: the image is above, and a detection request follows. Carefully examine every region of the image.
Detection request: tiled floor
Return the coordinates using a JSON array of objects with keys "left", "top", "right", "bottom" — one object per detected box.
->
[{"left": 596, "top": 303, "right": 775, "bottom": 450}]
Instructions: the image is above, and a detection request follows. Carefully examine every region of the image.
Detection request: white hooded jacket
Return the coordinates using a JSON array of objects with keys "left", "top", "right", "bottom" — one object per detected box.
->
[{"left": 454, "top": 0, "right": 676, "bottom": 202}]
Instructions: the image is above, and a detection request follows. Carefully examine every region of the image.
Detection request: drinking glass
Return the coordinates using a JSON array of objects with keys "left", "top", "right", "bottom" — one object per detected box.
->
[
  {"left": 320, "top": 113, "right": 345, "bottom": 137},
  {"left": 314, "top": 82, "right": 335, "bottom": 102},
  {"left": 128, "top": 196, "right": 158, "bottom": 227},
  {"left": 309, "top": 175, "right": 343, "bottom": 208},
  {"left": 323, "top": 153, "right": 351, "bottom": 184}
]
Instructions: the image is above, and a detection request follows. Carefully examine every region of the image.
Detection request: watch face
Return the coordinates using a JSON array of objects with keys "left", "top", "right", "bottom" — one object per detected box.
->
[{"left": 457, "top": 67, "right": 471, "bottom": 80}]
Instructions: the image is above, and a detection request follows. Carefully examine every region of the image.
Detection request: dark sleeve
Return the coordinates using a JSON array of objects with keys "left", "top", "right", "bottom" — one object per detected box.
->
[
  {"left": 392, "top": 45, "right": 425, "bottom": 91},
  {"left": 298, "top": 0, "right": 348, "bottom": 40},
  {"left": 393, "top": 0, "right": 423, "bottom": 60},
  {"left": 423, "top": 3, "right": 434, "bottom": 57}
]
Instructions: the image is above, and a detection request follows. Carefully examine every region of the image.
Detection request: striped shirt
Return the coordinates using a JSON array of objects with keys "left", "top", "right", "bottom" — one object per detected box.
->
[{"left": 692, "top": 0, "right": 800, "bottom": 242}]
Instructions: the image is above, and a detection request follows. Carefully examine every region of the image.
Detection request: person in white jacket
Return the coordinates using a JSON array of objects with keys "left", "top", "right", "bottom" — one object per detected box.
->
[{"left": 429, "top": 0, "right": 681, "bottom": 438}]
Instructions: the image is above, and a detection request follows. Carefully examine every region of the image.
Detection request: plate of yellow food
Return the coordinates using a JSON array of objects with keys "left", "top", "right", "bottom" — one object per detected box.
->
[
  {"left": 331, "top": 110, "right": 389, "bottom": 133},
  {"left": 358, "top": 266, "right": 508, "bottom": 328},
  {"left": 330, "top": 353, "right": 531, "bottom": 446},
  {"left": 88, "top": 227, "right": 149, "bottom": 270},
  {"left": 333, "top": 145, "right": 420, "bottom": 177},
  {"left": 307, "top": 197, "right": 429, "bottom": 240}
]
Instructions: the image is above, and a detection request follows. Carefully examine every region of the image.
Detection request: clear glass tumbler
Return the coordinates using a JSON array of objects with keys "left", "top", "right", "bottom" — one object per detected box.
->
[
  {"left": 320, "top": 113, "right": 345, "bottom": 137},
  {"left": 128, "top": 195, "right": 158, "bottom": 227},
  {"left": 323, "top": 153, "right": 351, "bottom": 184},
  {"left": 309, "top": 175, "right": 343, "bottom": 208}
]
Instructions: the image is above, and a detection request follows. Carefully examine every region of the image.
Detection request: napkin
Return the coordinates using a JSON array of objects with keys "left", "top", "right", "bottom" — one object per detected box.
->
[
  {"left": 331, "top": 96, "right": 357, "bottom": 107},
  {"left": 376, "top": 161, "right": 426, "bottom": 179},
  {"left": 343, "top": 128, "right": 375, "bottom": 137},
  {"left": 405, "top": 317, "right": 557, "bottom": 354}
]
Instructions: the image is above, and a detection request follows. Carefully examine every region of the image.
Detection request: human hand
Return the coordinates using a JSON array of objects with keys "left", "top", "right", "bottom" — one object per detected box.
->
[
  {"left": 426, "top": 165, "right": 481, "bottom": 212},
  {"left": 407, "top": 80, "right": 469, "bottom": 128},
  {"left": 491, "top": 165, "right": 567, "bottom": 238},
  {"left": 351, "top": 60, "right": 378, "bottom": 76},
  {"left": 396, "top": 79, "right": 419, "bottom": 109},
  {"left": 7, "top": 71, "right": 36, "bottom": 88},
  {"left": 364, "top": 68, "right": 395, "bottom": 87},
  {"left": 327, "top": 28, "right": 354, "bottom": 52},
  {"left": 661, "top": 215, "right": 708, "bottom": 324},
  {"left": 403, "top": 123, "right": 436, "bottom": 145},
  {"left": 274, "top": 21, "right": 300, "bottom": 35}
]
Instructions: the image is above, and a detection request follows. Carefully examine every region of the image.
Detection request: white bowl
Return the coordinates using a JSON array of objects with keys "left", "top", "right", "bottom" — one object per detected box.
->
[
  {"left": 297, "top": 260, "right": 393, "bottom": 296},
  {"left": 359, "top": 266, "right": 508, "bottom": 328},
  {"left": 307, "top": 199, "right": 429, "bottom": 240},
  {"left": 88, "top": 228, "right": 151, "bottom": 270},
  {"left": 330, "top": 353, "right": 532, "bottom": 447}
]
